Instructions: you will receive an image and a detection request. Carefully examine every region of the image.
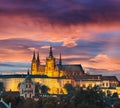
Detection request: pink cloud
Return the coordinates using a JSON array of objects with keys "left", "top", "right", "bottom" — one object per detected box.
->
[{"left": 88, "top": 54, "right": 120, "bottom": 71}]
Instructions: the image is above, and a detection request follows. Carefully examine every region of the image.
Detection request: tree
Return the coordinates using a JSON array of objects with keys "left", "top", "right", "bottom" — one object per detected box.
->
[
  {"left": 113, "top": 101, "right": 120, "bottom": 108},
  {"left": 17, "top": 82, "right": 21, "bottom": 90},
  {"left": 64, "top": 83, "right": 75, "bottom": 94},
  {"left": 72, "top": 86, "right": 108, "bottom": 108},
  {"left": 0, "top": 82, "right": 4, "bottom": 93},
  {"left": 35, "top": 82, "right": 41, "bottom": 96},
  {"left": 40, "top": 85, "right": 50, "bottom": 94},
  {"left": 43, "top": 97, "right": 57, "bottom": 108},
  {"left": 64, "top": 83, "right": 75, "bottom": 100}
]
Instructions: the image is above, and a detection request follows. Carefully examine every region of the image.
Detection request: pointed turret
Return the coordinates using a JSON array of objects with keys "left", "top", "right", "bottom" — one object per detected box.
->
[
  {"left": 25, "top": 69, "right": 32, "bottom": 82},
  {"left": 37, "top": 51, "right": 40, "bottom": 65},
  {"left": 27, "top": 69, "right": 30, "bottom": 75},
  {"left": 59, "top": 53, "right": 62, "bottom": 66},
  {"left": 49, "top": 46, "right": 53, "bottom": 57},
  {"left": 31, "top": 50, "right": 37, "bottom": 75},
  {"left": 32, "top": 50, "right": 36, "bottom": 61}
]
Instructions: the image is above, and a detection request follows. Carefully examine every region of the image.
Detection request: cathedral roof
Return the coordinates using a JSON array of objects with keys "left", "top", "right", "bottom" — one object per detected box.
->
[{"left": 62, "top": 64, "right": 84, "bottom": 72}]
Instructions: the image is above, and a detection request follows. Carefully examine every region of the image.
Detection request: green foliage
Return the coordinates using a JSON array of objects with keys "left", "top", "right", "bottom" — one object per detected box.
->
[
  {"left": 42, "top": 97, "right": 57, "bottom": 108},
  {"left": 1, "top": 85, "right": 120, "bottom": 108},
  {"left": 63, "top": 83, "right": 75, "bottom": 101},
  {"left": 35, "top": 82, "right": 41, "bottom": 96},
  {"left": 112, "top": 92, "right": 118, "bottom": 98},
  {"left": 72, "top": 86, "right": 108, "bottom": 108},
  {"left": 17, "top": 82, "right": 21, "bottom": 90},
  {"left": 40, "top": 85, "right": 50, "bottom": 94},
  {"left": 64, "top": 83, "right": 75, "bottom": 94},
  {"left": 0, "top": 82, "right": 4, "bottom": 92},
  {"left": 35, "top": 82, "right": 50, "bottom": 95},
  {"left": 113, "top": 100, "right": 120, "bottom": 108}
]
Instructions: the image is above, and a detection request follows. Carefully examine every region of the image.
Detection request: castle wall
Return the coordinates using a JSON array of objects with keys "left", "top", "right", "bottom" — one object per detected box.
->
[{"left": 0, "top": 77, "right": 71, "bottom": 94}]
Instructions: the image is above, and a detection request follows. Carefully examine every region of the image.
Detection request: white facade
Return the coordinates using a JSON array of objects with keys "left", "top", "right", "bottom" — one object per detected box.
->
[{"left": 19, "top": 74, "right": 35, "bottom": 99}]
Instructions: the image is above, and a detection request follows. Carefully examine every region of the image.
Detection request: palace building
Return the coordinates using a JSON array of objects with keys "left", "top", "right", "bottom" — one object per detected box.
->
[{"left": 0, "top": 46, "right": 120, "bottom": 97}]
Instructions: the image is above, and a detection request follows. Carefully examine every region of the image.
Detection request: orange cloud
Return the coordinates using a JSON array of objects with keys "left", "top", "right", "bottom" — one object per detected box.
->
[{"left": 88, "top": 54, "right": 120, "bottom": 71}]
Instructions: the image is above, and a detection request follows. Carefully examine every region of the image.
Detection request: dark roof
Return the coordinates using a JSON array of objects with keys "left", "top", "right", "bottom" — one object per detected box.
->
[
  {"left": 73, "top": 74, "right": 102, "bottom": 81},
  {"left": 0, "top": 74, "right": 48, "bottom": 78},
  {"left": 39, "top": 64, "right": 84, "bottom": 73},
  {"left": 102, "top": 76, "right": 119, "bottom": 82},
  {"left": 62, "top": 64, "right": 84, "bottom": 72},
  {"left": 25, "top": 74, "right": 32, "bottom": 83}
]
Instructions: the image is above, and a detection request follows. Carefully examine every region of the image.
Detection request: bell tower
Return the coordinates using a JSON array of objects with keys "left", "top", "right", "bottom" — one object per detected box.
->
[
  {"left": 45, "top": 46, "right": 55, "bottom": 77},
  {"left": 31, "top": 50, "right": 37, "bottom": 74}
]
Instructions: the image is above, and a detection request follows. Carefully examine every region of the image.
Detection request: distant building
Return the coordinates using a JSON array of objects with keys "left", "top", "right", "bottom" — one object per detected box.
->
[
  {"left": 74, "top": 75, "right": 119, "bottom": 89},
  {"left": 0, "top": 98, "right": 11, "bottom": 108},
  {"left": 19, "top": 70, "right": 35, "bottom": 99}
]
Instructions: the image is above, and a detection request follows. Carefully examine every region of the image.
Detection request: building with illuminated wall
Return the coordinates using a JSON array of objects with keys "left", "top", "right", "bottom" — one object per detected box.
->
[
  {"left": 0, "top": 46, "right": 120, "bottom": 96},
  {"left": 31, "top": 46, "right": 84, "bottom": 77}
]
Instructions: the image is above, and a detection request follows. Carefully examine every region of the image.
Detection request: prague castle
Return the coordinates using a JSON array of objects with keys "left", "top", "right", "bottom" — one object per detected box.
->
[
  {"left": 31, "top": 46, "right": 84, "bottom": 77},
  {"left": 0, "top": 46, "right": 120, "bottom": 97}
]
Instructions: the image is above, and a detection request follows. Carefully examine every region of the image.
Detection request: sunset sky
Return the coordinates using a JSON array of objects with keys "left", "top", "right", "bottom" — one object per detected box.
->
[{"left": 0, "top": 0, "right": 120, "bottom": 76}]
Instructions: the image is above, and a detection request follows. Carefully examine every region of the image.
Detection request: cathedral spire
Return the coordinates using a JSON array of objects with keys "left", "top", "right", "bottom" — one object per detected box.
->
[
  {"left": 49, "top": 46, "right": 53, "bottom": 57},
  {"left": 37, "top": 51, "right": 40, "bottom": 65},
  {"left": 59, "top": 53, "right": 62, "bottom": 65},
  {"left": 27, "top": 69, "right": 30, "bottom": 75},
  {"left": 32, "top": 50, "right": 36, "bottom": 61}
]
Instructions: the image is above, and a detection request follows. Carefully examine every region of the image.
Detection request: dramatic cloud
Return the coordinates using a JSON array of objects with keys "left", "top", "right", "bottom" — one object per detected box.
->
[
  {"left": 0, "top": 0, "right": 120, "bottom": 75},
  {"left": 0, "top": 0, "right": 120, "bottom": 26}
]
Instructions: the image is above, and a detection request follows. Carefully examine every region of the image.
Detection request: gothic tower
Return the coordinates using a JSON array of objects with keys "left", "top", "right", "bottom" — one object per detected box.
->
[
  {"left": 31, "top": 51, "right": 37, "bottom": 74},
  {"left": 36, "top": 51, "right": 40, "bottom": 72},
  {"left": 58, "top": 53, "right": 64, "bottom": 77},
  {"left": 45, "top": 46, "right": 55, "bottom": 77},
  {"left": 59, "top": 53, "right": 62, "bottom": 66}
]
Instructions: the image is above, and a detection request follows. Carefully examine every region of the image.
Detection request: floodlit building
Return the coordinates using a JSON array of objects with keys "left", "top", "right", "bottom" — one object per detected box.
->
[
  {"left": 0, "top": 46, "right": 119, "bottom": 97},
  {"left": 31, "top": 46, "right": 84, "bottom": 77}
]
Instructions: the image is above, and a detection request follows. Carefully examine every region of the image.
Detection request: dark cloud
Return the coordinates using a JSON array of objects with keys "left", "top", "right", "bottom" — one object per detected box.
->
[
  {"left": 0, "top": 62, "right": 29, "bottom": 68},
  {"left": 0, "top": 38, "right": 63, "bottom": 61},
  {"left": 0, "top": 0, "right": 119, "bottom": 25},
  {"left": 0, "top": 62, "right": 30, "bottom": 73},
  {"left": 0, "top": 38, "right": 62, "bottom": 51},
  {"left": 86, "top": 67, "right": 120, "bottom": 76},
  {"left": 0, "top": 63, "right": 15, "bottom": 67}
]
